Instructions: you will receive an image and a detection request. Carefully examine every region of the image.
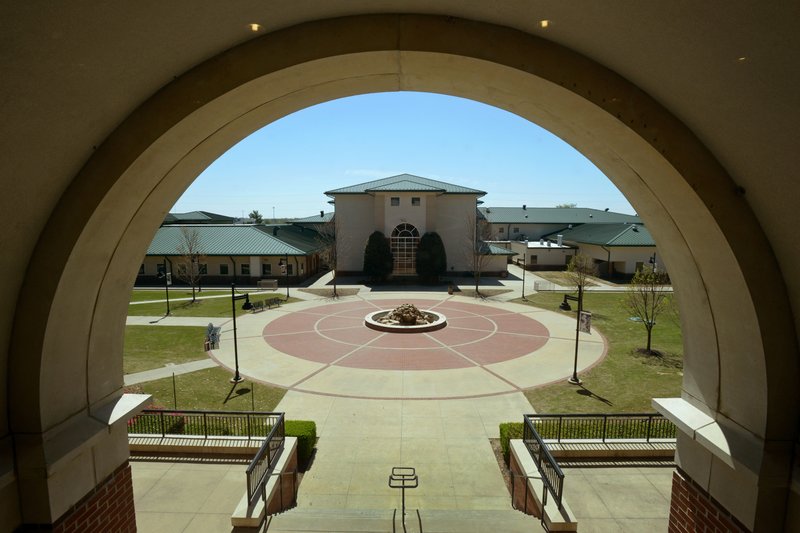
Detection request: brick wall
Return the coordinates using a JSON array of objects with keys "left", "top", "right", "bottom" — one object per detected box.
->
[
  {"left": 669, "top": 468, "right": 749, "bottom": 533},
  {"left": 49, "top": 462, "right": 136, "bottom": 533}
]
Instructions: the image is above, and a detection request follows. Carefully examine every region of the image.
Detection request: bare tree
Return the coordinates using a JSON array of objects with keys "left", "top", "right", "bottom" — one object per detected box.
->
[
  {"left": 314, "top": 216, "right": 340, "bottom": 297},
  {"left": 626, "top": 265, "right": 671, "bottom": 354},
  {"left": 464, "top": 210, "right": 493, "bottom": 296},
  {"left": 555, "top": 202, "right": 577, "bottom": 208},
  {"left": 565, "top": 253, "right": 598, "bottom": 293},
  {"left": 175, "top": 227, "right": 205, "bottom": 302}
]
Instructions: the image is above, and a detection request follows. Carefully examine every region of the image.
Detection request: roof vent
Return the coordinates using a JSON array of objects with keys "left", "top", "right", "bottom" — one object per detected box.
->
[
  {"left": 486, "top": 208, "right": 491, "bottom": 213},
  {"left": 604, "top": 208, "right": 609, "bottom": 212},
  {"left": 568, "top": 224, "right": 573, "bottom": 229},
  {"left": 539, "top": 238, "right": 544, "bottom": 245},
  {"left": 522, "top": 204, "right": 527, "bottom": 210},
  {"left": 557, "top": 234, "right": 563, "bottom": 247},
  {"left": 320, "top": 210, "right": 324, "bottom": 218},
  {"left": 547, "top": 241, "right": 551, "bottom": 247},
  {"left": 632, "top": 225, "right": 639, "bottom": 232},
  {"left": 272, "top": 227, "right": 278, "bottom": 236},
  {"left": 589, "top": 214, "right": 593, "bottom": 218}
]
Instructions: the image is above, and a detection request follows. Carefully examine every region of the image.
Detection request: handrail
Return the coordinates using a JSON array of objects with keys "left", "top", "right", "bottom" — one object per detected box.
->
[
  {"left": 522, "top": 415, "right": 565, "bottom": 509},
  {"left": 246, "top": 414, "right": 285, "bottom": 505},
  {"left": 527, "top": 413, "right": 675, "bottom": 442},
  {"left": 127, "top": 409, "right": 283, "bottom": 439}
]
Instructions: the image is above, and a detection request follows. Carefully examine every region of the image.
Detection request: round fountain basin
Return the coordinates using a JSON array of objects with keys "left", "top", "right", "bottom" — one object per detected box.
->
[{"left": 365, "top": 310, "right": 447, "bottom": 333}]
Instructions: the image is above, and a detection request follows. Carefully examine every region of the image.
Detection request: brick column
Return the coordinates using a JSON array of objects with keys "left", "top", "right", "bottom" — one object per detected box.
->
[
  {"left": 669, "top": 468, "right": 749, "bottom": 533},
  {"left": 47, "top": 462, "right": 136, "bottom": 533}
]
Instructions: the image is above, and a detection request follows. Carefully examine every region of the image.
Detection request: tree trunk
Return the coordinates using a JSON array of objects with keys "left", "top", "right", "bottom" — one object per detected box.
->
[{"left": 646, "top": 326, "right": 653, "bottom": 353}]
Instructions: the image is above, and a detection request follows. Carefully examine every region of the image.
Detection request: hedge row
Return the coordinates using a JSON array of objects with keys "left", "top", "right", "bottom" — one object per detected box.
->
[{"left": 285, "top": 420, "right": 317, "bottom": 469}]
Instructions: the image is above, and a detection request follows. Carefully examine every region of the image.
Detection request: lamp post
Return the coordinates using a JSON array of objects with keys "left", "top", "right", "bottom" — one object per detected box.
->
[
  {"left": 521, "top": 253, "right": 526, "bottom": 300},
  {"left": 230, "top": 283, "right": 252, "bottom": 383},
  {"left": 558, "top": 285, "right": 584, "bottom": 385},
  {"left": 160, "top": 260, "right": 171, "bottom": 315},
  {"left": 279, "top": 255, "right": 289, "bottom": 299}
]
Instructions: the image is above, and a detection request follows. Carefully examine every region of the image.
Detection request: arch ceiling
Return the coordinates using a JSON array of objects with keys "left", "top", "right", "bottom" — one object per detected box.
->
[{"left": 1, "top": 3, "right": 799, "bottom": 530}]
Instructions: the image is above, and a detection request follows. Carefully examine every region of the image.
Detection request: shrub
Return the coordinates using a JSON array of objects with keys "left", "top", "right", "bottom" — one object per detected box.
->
[
  {"left": 285, "top": 420, "right": 317, "bottom": 470},
  {"left": 363, "top": 231, "right": 393, "bottom": 281},
  {"left": 499, "top": 422, "right": 524, "bottom": 463},
  {"left": 415, "top": 232, "right": 447, "bottom": 283}
]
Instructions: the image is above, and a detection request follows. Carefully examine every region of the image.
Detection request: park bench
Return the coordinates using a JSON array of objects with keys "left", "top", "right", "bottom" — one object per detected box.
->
[
  {"left": 250, "top": 300, "right": 265, "bottom": 313},
  {"left": 205, "top": 323, "right": 221, "bottom": 350},
  {"left": 266, "top": 297, "right": 282, "bottom": 309},
  {"left": 257, "top": 279, "right": 278, "bottom": 290}
]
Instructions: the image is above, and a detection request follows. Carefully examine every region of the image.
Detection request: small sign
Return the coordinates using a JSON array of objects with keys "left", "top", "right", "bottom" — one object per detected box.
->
[
  {"left": 166, "top": 273, "right": 172, "bottom": 286},
  {"left": 579, "top": 311, "right": 592, "bottom": 333},
  {"left": 280, "top": 265, "right": 286, "bottom": 274}
]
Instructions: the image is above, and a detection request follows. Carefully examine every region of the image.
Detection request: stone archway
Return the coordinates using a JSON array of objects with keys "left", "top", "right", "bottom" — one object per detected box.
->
[{"left": 8, "top": 14, "right": 796, "bottom": 530}]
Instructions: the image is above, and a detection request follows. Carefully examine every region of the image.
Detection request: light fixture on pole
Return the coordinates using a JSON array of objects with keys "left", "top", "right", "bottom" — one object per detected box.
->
[
  {"left": 158, "top": 260, "right": 171, "bottom": 315},
  {"left": 558, "top": 288, "right": 584, "bottom": 384},
  {"left": 230, "top": 283, "right": 253, "bottom": 383},
  {"left": 521, "top": 253, "right": 526, "bottom": 301},
  {"left": 279, "top": 255, "right": 289, "bottom": 298}
]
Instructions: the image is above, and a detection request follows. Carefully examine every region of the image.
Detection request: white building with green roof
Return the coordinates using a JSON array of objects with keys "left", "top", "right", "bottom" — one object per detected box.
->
[{"left": 139, "top": 223, "right": 326, "bottom": 286}]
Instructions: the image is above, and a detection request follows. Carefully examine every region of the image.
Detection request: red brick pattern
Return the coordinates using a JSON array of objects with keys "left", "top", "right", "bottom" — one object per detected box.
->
[
  {"left": 51, "top": 462, "right": 137, "bottom": 533},
  {"left": 669, "top": 469, "right": 749, "bottom": 533},
  {"left": 262, "top": 299, "right": 552, "bottom": 371}
]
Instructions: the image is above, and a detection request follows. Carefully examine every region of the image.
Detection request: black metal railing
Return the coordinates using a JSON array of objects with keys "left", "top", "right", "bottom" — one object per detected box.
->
[
  {"left": 128, "top": 409, "right": 283, "bottom": 439},
  {"left": 246, "top": 414, "right": 285, "bottom": 505},
  {"left": 522, "top": 415, "right": 565, "bottom": 509},
  {"left": 528, "top": 413, "right": 676, "bottom": 443}
]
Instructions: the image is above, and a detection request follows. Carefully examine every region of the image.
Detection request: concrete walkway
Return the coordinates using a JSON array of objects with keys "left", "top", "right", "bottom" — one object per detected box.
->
[{"left": 124, "top": 359, "right": 218, "bottom": 386}]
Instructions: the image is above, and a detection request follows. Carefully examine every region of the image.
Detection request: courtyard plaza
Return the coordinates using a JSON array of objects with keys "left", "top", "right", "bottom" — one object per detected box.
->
[{"left": 129, "top": 271, "right": 673, "bottom": 532}]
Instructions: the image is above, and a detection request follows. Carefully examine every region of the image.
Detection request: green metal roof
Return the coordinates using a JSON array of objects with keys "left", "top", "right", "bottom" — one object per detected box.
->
[
  {"left": 290, "top": 212, "right": 334, "bottom": 224},
  {"left": 163, "top": 211, "right": 235, "bottom": 224},
  {"left": 479, "top": 207, "right": 640, "bottom": 225},
  {"left": 545, "top": 223, "right": 655, "bottom": 247},
  {"left": 146, "top": 225, "right": 321, "bottom": 256},
  {"left": 325, "top": 174, "right": 486, "bottom": 196},
  {"left": 476, "top": 242, "right": 517, "bottom": 255}
]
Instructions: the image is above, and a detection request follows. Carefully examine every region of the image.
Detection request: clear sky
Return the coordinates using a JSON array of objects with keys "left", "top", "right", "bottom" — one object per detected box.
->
[{"left": 172, "top": 92, "right": 635, "bottom": 219}]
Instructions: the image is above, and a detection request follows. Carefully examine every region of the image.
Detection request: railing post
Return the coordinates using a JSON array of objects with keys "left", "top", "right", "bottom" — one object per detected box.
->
[
  {"left": 160, "top": 411, "right": 165, "bottom": 437},
  {"left": 602, "top": 415, "right": 608, "bottom": 443},
  {"left": 646, "top": 414, "right": 653, "bottom": 442},
  {"left": 203, "top": 412, "right": 208, "bottom": 438},
  {"left": 557, "top": 416, "right": 562, "bottom": 442},
  {"left": 247, "top": 413, "right": 252, "bottom": 440}
]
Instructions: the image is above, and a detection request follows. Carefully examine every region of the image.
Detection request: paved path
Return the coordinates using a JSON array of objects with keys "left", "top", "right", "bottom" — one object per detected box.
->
[
  {"left": 124, "top": 359, "right": 218, "bottom": 386},
  {"left": 126, "top": 316, "right": 227, "bottom": 327}
]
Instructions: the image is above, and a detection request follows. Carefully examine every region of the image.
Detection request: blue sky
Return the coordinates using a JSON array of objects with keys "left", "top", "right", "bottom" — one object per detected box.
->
[{"left": 172, "top": 92, "right": 634, "bottom": 219}]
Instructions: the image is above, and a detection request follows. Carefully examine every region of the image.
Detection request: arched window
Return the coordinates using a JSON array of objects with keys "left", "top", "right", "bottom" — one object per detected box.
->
[{"left": 391, "top": 223, "right": 420, "bottom": 275}]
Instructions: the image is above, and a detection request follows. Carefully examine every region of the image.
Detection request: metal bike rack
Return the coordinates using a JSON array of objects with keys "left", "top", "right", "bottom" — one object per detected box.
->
[{"left": 389, "top": 466, "right": 420, "bottom": 533}]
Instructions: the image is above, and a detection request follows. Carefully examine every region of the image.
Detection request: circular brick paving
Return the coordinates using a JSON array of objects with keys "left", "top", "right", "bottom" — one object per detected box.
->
[{"left": 262, "top": 298, "right": 551, "bottom": 371}]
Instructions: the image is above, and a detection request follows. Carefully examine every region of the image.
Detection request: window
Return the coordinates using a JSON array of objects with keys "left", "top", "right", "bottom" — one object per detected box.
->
[
  {"left": 564, "top": 255, "right": 573, "bottom": 265},
  {"left": 241, "top": 263, "right": 250, "bottom": 275},
  {"left": 177, "top": 264, "right": 188, "bottom": 276},
  {"left": 220, "top": 264, "right": 229, "bottom": 275},
  {"left": 390, "top": 197, "right": 400, "bottom": 206},
  {"left": 513, "top": 227, "right": 519, "bottom": 234},
  {"left": 391, "top": 223, "right": 420, "bottom": 275},
  {"left": 635, "top": 261, "right": 644, "bottom": 272},
  {"left": 262, "top": 263, "right": 271, "bottom": 276},
  {"left": 498, "top": 227, "right": 504, "bottom": 233},
  {"left": 411, "top": 197, "right": 420, "bottom": 206},
  {"left": 157, "top": 263, "right": 166, "bottom": 275},
  {"left": 198, "top": 263, "right": 208, "bottom": 275},
  {"left": 138, "top": 264, "right": 145, "bottom": 276},
  {"left": 529, "top": 255, "right": 538, "bottom": 265}
]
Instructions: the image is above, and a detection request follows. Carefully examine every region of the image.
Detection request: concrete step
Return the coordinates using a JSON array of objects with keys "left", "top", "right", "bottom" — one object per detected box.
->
[{"left": 266, "top": 507, "right": 536, "bottom": 533}]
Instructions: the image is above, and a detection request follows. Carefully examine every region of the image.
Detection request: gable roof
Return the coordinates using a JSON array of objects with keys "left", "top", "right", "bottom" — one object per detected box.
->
[
  {"left": 146, "top": 224, "right": 321, "bottom": 256},
  {"left": 163, "top": 211, "right": 235, "bottom": 224},
  {"left": 325, "top": 173, "right": 486, "bottom": 196},
  {"left": 479, "top": 207, "right": 640, "bottom": 225},
  {"left": 291, "top": 211, "right": 335, "bottom": 224},
  {"left": 545, "top": 223, "right": 655, "bottom": 247}
]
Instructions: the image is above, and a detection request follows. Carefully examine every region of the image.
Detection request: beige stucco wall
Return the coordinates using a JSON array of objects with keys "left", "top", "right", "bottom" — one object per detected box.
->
[
  {"left": 576, "top": 244, "right": 662, "bottom": 275},
  {"left": 336, "top": 195, "right": 375, "bottom": 272},
  {"left": 433, "top": 195, "right": 479, "bottom": 272},
  {"left": 509, "top": 242, "right": 574, "bottom": 267},
  {"left": 380, "top": 192, "right": 430, "bottom": 235}
]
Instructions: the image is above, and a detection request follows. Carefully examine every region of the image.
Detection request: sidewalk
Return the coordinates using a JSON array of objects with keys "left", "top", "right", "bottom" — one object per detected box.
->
[{"left": 124, "top": 358, "right": 218, "bottom": 386}]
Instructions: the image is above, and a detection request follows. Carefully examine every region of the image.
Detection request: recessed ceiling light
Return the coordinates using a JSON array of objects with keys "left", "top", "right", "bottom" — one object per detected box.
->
[
  {"left": 539, "top": 20, "right": 550, "bottom": 29},
  {"left": 737, "top": 56, "right": 747, "bottom": 62},
  {"left": 250, "top": 23, "right": 261, "bottom": 32}
]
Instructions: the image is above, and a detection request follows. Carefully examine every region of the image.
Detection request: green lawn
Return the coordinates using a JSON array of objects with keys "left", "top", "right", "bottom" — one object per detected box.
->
[
  {"left": 532, "top": 271, "right": 599, "bottom": 287},
  {"left": 128, "top": 294, "right": 300, "bottom": 317},
  {"left": 126, "top": 367, "right": 286, "bottom": 412},
  {"left": 130, "top": 289, "right": 229, "bottom": 302},
  {"left": 123, "top": 326, "right": 208, "bottom": 374},
  {"left": 520, "top": 291, "right": 682, "bottom": 414}
]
